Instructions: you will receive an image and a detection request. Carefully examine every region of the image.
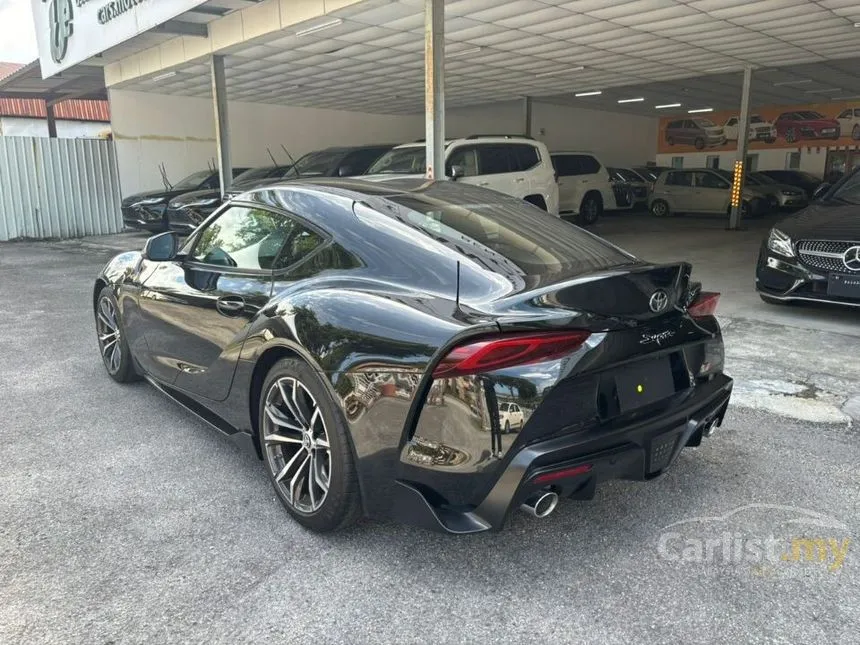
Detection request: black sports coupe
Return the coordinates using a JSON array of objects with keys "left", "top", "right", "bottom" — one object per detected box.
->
[
  {"left": 757, "top": 167, "right": 860, "bottom": 307},
  {"left": 94, "top": 179, "right": 732, "bottom": 533}
]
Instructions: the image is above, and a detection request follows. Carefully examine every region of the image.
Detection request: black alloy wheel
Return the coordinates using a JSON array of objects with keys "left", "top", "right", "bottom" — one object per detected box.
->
[{"left": 95, "top": 286, "right": 138, "bottom": 383}]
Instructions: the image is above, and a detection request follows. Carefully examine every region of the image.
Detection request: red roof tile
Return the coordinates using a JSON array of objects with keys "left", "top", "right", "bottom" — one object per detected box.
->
[
  {"left": 0, "top": 97, "right": 110, "bottom": 122},
  {"left": 0, "top": 62, "right": 24, "bottom": 82}
]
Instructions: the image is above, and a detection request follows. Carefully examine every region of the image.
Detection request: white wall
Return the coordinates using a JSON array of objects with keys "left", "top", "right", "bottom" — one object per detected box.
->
[
  {"left": 655, "top": 147, "right": 828, "bottom": 177},
  {"left": 110, "top": 89, "right": 660, "bottom": 196},
  {"left": 0, "top": 117, "right": 110, "bottom": 139},
  {"left": 532, "top": 102, "right": 658, "bottom": 167},
  {"left": 110, "top": 89, "right": 423, "bottom": 196}
]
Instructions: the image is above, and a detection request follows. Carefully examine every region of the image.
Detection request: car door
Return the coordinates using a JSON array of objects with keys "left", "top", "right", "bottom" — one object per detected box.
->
[
  {"left": 660, "top": 171, "right": 694, "bottom": 211},
  {"left": 510, "top": 143, "right": 542, "bottom": 200},
  {"left": 137, "top": 204, "right": 317, "bottom": 401},
  {"left": 468, "top": 144, "right": 523, "bottom": 198},
  {"left": 694, "top": 171, "right": 730, "bottom": 212},
  {"left": 552, "top": 154, "right": 580, "bottom": 213},
  {"left": 724, "top": 117, "right": 738, "bottom": 140}
]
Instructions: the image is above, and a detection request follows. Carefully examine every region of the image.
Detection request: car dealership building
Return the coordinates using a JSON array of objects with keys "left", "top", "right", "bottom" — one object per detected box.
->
[{"left": 1, "top": 0, "right": 859, "bottom": 238}]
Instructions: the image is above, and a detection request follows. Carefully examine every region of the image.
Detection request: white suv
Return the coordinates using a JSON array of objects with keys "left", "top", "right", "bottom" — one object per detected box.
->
[
  {"left": 364, "top": 135, "right": 559, "bottom": 215},
  {"left": 550, "top": 152, "right": 616, "bottom": 225}
]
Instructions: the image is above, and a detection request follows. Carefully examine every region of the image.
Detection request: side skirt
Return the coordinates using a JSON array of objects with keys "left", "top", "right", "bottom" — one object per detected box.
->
[{"left": 143, "top": 376, "right": 257, "bottom": 455}]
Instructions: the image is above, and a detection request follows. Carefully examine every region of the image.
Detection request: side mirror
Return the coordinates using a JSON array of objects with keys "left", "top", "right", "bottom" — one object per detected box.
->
[
  {"left": 337, "top": 165, "right": 353, "bottom": 177},
  {"left": 143, "top": 231, "right": 179, "bottom": 261},
  {"left": 812, "top": 182, "right": 831, "bottom": 201},
  {"left": 448, "top": 165, "right": 465, "bottom": 180}
]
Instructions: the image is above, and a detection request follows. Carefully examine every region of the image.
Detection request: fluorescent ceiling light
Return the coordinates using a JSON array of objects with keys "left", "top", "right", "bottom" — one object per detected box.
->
[
  {"left": 617, "top": 97, "right": 644, "bottom": 103},
  {"left": 295, "top": 18, "right": 343, "bottom": 37},
  {"left": 447, "top": 46, "right": 482, "bottom": 59},
  {"left": 773, "top": 79, "right": 812, "bottom": 87},
  {"left": 833, "top": 95, "right": 860, "bottom": 100},
  {"left": 688, "top": 107, "right": 713, "bottom": 113},
  {"left": 534, "top": 66, "right": 585, "bottom": 78},
  {"left": 151, "top": 71, "right": 177, "bottom": 82},
  {"left": 805, "top": 88, "right": 842, "bottom": 94},
  {"left": 575, "top": 90, "right": 601, "bottom": 97},
  {"left": 655, "top": 103, "right": 681, "bottom": 109}
]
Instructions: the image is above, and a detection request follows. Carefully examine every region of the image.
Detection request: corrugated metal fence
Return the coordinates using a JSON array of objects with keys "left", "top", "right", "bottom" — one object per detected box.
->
[{"left": 0, "top": 137, "right": 122, "bottom": 241}]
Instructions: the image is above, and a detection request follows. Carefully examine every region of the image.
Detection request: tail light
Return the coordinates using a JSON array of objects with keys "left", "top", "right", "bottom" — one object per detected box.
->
[
  {"left": 432, "top": 331, "right": 591, "bottom": 379},
  {"left": 688, "top": 291, "right": 720, "bottom": 318}
]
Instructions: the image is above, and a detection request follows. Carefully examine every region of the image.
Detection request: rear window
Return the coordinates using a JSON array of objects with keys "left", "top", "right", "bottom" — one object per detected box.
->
[
  {"left": 368, "top": 182, "right": 634, "bottom": 277},
  {"left": 552, "top": 154, "right": 599, "bottom": 177}
]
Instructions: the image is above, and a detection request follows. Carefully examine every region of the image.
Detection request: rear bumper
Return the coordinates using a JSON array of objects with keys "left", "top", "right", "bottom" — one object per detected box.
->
[{"left": 391, "top": 373, "right": 733, "bottom": 534}]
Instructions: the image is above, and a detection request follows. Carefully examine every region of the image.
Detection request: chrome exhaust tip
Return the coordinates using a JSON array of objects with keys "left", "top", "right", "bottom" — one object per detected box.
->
[
  {"left": 520, "top": 491, "right": 559, "bottom": 518},
  {"left": 703, "top": 419, "right": 718, "bottom": 437}
]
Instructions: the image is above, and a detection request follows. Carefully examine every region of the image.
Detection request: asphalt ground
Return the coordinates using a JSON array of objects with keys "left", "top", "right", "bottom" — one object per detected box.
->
[{"left": 1, "top": 230, "right": 858, "bottom": 644}]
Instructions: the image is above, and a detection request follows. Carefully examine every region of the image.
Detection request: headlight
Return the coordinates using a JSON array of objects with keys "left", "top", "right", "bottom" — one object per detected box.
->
[
  {"left": 135, "top": 197, "right": 165, "bottom": 206},
  {"left": 190, "top": 198, "right": 220, "bottom": 207},
  {"left": 767, "top": 228, "right": 795, "bottom": 258}
]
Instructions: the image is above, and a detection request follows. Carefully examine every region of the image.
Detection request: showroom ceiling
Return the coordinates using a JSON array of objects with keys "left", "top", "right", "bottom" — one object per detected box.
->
[{"left": 106, "top": 0, "right": 860, "bottom": 115}]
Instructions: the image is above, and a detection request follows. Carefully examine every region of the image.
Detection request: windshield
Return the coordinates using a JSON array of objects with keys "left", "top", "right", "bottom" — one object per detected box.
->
[
  {"left": 750, "top": 115, "right": 765, "bottom": 123},
  {"left": 371, "top": 182, "right": 634, "bottom": 277},
  {"left": 824, "top": 167, "right": 860, "bottom": 205},
  {"left": 235, "top": 166, "right": 285, "bottom": 183},
  {"left": 172, "top": 170, "right": 212, "bottom": 191},
  {"left": 633, "top": 167, "right": 666, "bottom": 182},
  {"left": 745, "top": 174, "right": 762, "bottom": 185},
  {"left": 283, "top": 150, "right": 345, "bottom": 177},
  {"left": 366, "top": 147, "right": 425, "bottom": 175},
  {"left": 693, "top": 118, "right": 716, "bottom": 127},
  {"left": 751, "top": 173, "right": 776, "bottom": 185},
  {"left": 797, "top": 111, "right": 824, "bottom": 120},
  {"left": 713, "top": 168, "right": 734, "bottom": 182}
]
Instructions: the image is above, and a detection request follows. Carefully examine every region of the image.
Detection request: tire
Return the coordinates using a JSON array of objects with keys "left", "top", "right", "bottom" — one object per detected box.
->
[
  {"left": 694, "top": 137, "right": 705, "bottom": 150},
  {"left": 785, "top": 128, "right": 796, "bottom": 144},
  {"left": 524, "top": 195, "right": 547, "bottom": 211},
  {"left": 94, "top": 286, "right": 139, "bottom": 383},
  {"left": 650, "top": 199, "right": 670, "bottom": 218},
  {"left": 852, "top": 125, "right": 860, "bottom": 141},
  {"left": 578, "top": 193, "right": 602, "bottom": 226},
  {"left": 259, "top": 358, "right": 361, "bottom": 532},
  {"left": 504, "top": 420, "right": 511, "bottom": 434}
]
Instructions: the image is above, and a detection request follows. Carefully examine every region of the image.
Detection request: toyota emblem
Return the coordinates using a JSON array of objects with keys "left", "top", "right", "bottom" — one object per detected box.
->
[
  {"left": 842, "top": 245, "right": 860, "bottom": 272},
  {"left": 649, "top": 290, "right": 669, "bottom": 313}
]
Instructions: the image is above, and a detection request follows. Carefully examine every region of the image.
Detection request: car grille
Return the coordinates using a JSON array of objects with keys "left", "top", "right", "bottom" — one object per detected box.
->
[{"left": 797, "top": 240, "right": 860, "bottom": 274}]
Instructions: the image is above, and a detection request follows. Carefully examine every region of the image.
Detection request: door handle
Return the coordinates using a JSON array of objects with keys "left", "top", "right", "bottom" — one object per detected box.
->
[
  {"left": 478, "top": 181, "right": 490, "bottom": 186},
  {"left": 515, "top": 177, "right": 526, "bottom": 183},
  {"left": 216, "top": 296, "right": 245, "bottom": 316}
]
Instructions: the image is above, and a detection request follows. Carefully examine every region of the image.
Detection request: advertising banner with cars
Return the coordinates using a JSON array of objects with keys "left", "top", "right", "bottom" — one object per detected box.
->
[
  {"left": 32, "top": 0, "right": 208, "bottom": 78},
  {"left": 658, "top": 101, "right": 860, "bottom": 154}
]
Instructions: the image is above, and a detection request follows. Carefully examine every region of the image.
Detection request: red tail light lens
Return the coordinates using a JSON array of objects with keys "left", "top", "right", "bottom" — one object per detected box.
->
[
  {"left": 433, "top": 331, "right": 591, "bottom": 379},
  {"left": 688, "top": 291, "right": 720, "bottom": 318},
  {"left": 532, "top": 464, "right": 593, "bottom": 485}
]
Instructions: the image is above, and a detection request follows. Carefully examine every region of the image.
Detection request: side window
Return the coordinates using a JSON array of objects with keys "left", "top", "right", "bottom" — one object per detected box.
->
[
  {"left": 191, "top": 206, "right": 293, "bottom": 270},
  {"left": 552, "top": 155, "right": 579, "bottom": 177},
  {"left": 697, "top": 172, "right": 728, "bottom": 189},
  {"left": 511, "top": 144, "right": 540, "bottom": 171},
  {"left": 838, "top": 109, "right": 851, "bottom": 119},
  {"left": 478, "top": 145, "right": 513, "bottom": 175},
  {"left": 854, "top": 109, "right": 860, "bottom": 117},
  {"left": 666, "top": 171, "right": 692, "bottom": 187},
  {"left": 578, "top": 155, "right": 600, "bottom": 175},
  {"left": 668, "top": 120, "right": 681, "bottom": 129},
  {"left": 726, "top": 117, "right": 738, "bottom": 126},
  {"left": 273, "top": 221, "right": 325, "bottom": 270},
  {"left": 446, "top": 146, "right": 479, "bottom": 177}
]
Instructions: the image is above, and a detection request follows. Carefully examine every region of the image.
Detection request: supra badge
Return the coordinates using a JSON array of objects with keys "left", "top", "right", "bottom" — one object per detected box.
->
[{"left": 640, "top": 330, "right": 676, "bottom": 346}]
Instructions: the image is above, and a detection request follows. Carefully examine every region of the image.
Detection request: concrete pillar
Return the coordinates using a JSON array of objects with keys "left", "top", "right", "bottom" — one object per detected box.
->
[
  {"left": 523, "top": 96, "right": 533, "bottom": 137},
  {"left": 729, "top": 65, "right": 753, "bottom": 230},
  {"left": 211, "top": 55, "right": 232, "bottom": 196},
  {"left": 424, "top": 0, "right": 445, "bottom": 180}
]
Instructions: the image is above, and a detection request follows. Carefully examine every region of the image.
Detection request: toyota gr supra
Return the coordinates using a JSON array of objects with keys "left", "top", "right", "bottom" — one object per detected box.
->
[{"left": 93, "top": 179, "right": 733, "bottom": 533}]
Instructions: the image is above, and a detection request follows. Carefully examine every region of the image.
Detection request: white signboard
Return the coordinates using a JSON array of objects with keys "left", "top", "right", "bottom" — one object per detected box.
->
[{"left": 32, "top": 0, "right": 209, "bottom": 78}]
